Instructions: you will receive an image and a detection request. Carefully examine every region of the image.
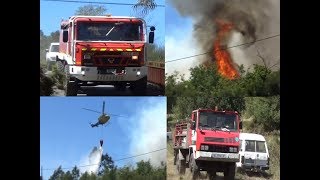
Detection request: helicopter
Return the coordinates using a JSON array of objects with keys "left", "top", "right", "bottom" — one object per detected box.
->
[{"left": 83, "top": 101, "right": 126, "bottom": 128}]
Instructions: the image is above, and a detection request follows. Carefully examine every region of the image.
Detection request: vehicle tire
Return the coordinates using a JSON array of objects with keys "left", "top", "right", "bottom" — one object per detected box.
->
[
  {"left": 65, "top": 82, "right": 78, "bottom": 96},
  {"left": 190, "top": 153, "right": 199, "bottom": 180},
  {"left": 130, "top": 76, "right": 147, "bottom": 95},
  {"left": 56, "top": 60, "right": 65, "bottom": 72},
  {"left": 176, "top": 157, "right": 186, "bottom": 175},
  {"left": 208, "top": 170, "right": 217, "bottom": 180},
  {"left": 64, "top": 65, "right": 78, "bottom": 96},
  {"left": 224, "top": 163, "right": 236, "bottom": 180}
]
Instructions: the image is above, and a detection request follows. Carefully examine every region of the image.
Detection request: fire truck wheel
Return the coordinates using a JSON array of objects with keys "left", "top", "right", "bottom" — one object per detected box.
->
[
  {"left": 176, "top": 159, "right": 186, "bottom": 174},
  {"left": 64, "top": 65, "right": 78, "bottom": 96},
  {"left": 224, "top": 163, "right": 236, "bottom": 180},
  {"left": 190, "top": 153, "right": 199, "bottom": 180},
  {"left": 130, "top": 77, "right": 147, "bottom": 95},
  {"left": 207, "top": 171, "right": 217, "bottom": 180},
  {"left": 65, "top": 82, "right": 78, "bottom": 96}
]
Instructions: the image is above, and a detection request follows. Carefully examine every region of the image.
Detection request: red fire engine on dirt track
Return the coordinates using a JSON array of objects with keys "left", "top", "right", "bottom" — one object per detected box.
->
[
  {"left": 173, "top": 108, "right": 242, "bottom": 180},
  {"left": 56, "top": 15, "right": 159, "bottom": 96}
]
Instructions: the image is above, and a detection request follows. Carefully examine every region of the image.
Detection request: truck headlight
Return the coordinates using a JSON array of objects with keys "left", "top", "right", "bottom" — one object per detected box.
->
[
  {"left": 229, "top": 147, "right": 237, "bottom": 152},
  {"left": 201, "top": 145, "right": 209, "bottom": 151},
  {"left": 132, "top": 55, "right": 138, "bottom": 60}
]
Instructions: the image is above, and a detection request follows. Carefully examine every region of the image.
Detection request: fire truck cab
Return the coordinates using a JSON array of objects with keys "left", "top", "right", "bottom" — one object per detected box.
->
[
  {"left": 56, "top": 15, "right": 155, "bottom": 96},
  {"left": 173, "top": 108, "right": 242, "bottom": 180}
]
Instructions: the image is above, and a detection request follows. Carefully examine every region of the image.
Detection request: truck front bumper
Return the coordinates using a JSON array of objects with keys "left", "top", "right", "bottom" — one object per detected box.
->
[
  {"left": 68, "top": 66, "right": 147, "bottom": 82},
  {"left": 195, "top": 151, "right": 240, "bottom": 162},
  {"left": 241, "top": 164, "right": 269, "bottom": 171}
]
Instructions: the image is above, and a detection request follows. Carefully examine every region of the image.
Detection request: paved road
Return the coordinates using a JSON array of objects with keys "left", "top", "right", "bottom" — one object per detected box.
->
[{"left": 53, "top": 84, "right": 164, "bottom": 96}]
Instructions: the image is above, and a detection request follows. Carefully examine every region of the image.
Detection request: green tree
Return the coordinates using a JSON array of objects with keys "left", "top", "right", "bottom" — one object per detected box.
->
[
  {"left": 75, "top": 5, "right": 106, "bottom": 16},
  {"left": 244, "top": 96, "right": 280, "bottom": 132},
  {"left": 71, "top": 166, "right": 80, "bottom": 180},
  {"left": 117, "top": 166, "right": 134, "bottom": 180},
  {"left": 49, "top": 166, "right": 65, "bottom": 180},
  {"left": 98, "top": 153, "right": 115, "bottom": 176},
  {"left": 79, "top": 172, "right": 88, "bottom": 180},
  {"left": 62, "top": 171, "right": 73, "bottom": 180},
  {"left": 133, "top": 0, "right": 157, "bottom": 16},
  {"left": 100, "top": 166, "right": 117, "bottom": 180},
  {"left": 136, "top": 160, "right": 152, "bottom": 176},
  {"left": 165, "top": 63, "right": 280, "bottom": 97}
]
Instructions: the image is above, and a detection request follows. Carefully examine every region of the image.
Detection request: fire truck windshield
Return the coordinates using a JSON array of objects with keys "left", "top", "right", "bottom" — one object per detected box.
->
[
  {"left": 77, "top": 22, "right": 143, "bottom": 41},
  {"left": 198, "top": 112, "right": 238, "bottom": 131}
]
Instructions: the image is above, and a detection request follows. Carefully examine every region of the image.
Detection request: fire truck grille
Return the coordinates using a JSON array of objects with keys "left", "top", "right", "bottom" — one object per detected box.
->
[
  {"left": 94, "top": 57, "right": 123, "bottom": 66},
  {"left": 209, "top": 145, "right": 229, "bottom": 153},
  {"left": 204, "top": 137, "right": 225, "bottom": 142}
]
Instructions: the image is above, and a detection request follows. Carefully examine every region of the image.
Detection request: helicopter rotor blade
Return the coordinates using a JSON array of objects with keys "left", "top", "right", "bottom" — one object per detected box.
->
[
  {"left": 102, "top": 101, "right": 105, "bottom": 114},
  {"left": 108, "top": 113, "right": 128, "bottom": 118},
  {"left": 82, "top": 108, "right": 101, "bottom": 114}
]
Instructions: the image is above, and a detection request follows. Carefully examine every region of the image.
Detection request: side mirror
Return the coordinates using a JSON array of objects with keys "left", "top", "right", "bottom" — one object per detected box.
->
[
  {"left": 148, "top": 31, "right": 154, "bottom": 44},
  {"left": 45, "top": 49, "right": 49, "bottom": 52},
  {"left": 239, "top": 121, "right": 243, "bottom": 129},
  {"left": 63, "top": 31, "right": 68, "bottom": 43},
  {"left": 148, "top": 26, "right": 155, "bottom": 44}
]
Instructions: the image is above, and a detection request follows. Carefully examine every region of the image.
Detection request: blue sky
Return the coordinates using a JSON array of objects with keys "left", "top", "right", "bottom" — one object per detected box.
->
[
  {"left": 40, "top": 97, "right": 166, "bottom": 179},
  {"left": 40, "top": 0, "right": 165, "bottom": 46}
]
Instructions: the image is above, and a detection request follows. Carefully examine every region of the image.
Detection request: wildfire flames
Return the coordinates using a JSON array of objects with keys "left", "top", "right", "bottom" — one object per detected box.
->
[{"left": 213, "top": 20, "right": 239, "bottom": 79}]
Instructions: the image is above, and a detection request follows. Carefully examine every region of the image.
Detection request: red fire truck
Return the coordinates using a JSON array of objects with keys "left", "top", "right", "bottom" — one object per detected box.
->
[
  {"left": 173, "top": 108, "right": 242, "bottom": 179},
  {"left": 56, "top": 15, "right": 155, "bottom": 96}
]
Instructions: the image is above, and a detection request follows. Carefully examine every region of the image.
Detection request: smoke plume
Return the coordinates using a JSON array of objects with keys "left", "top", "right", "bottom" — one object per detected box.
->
[
  {"left": 127, "top": 98, "right": 166, "bottom": 167},
  {"left": 168, "top": 0, "right": 280, "bottom": 75},
  {"left": 79, "top": 146, "right": 103, "bottom": 174}
]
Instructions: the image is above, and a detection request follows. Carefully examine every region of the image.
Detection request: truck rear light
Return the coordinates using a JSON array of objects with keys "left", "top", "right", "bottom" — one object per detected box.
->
[
  {"left": 241, "top": 156, "right": 244, "bottom": 164},
  {"left": 267, "top": 157, "right": 270, "bottom": 166}
]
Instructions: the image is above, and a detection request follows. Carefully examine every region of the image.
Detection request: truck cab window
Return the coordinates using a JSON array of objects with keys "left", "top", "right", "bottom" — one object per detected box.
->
[{"left": 77, "top": 22, "right": 142, "bottom": 41}]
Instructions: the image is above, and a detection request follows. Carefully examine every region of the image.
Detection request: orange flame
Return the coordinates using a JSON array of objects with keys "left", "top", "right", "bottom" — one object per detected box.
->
[{"left": 213, "top": 20, "right": 239, "bottom": 79}]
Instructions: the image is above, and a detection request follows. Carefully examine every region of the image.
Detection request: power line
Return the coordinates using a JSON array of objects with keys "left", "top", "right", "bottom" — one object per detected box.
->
[
  {"left": 42, "top": 147, "right": 166, "bottom": 171},
  {"left": 114, "top": 147, "right": 166, "bottom": 162},
  {"left": 165, "top": 34, "right": 280, "bottom": 63},
  {"left": 42, "top": 0, "right": 165, "bottom": 7}
]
